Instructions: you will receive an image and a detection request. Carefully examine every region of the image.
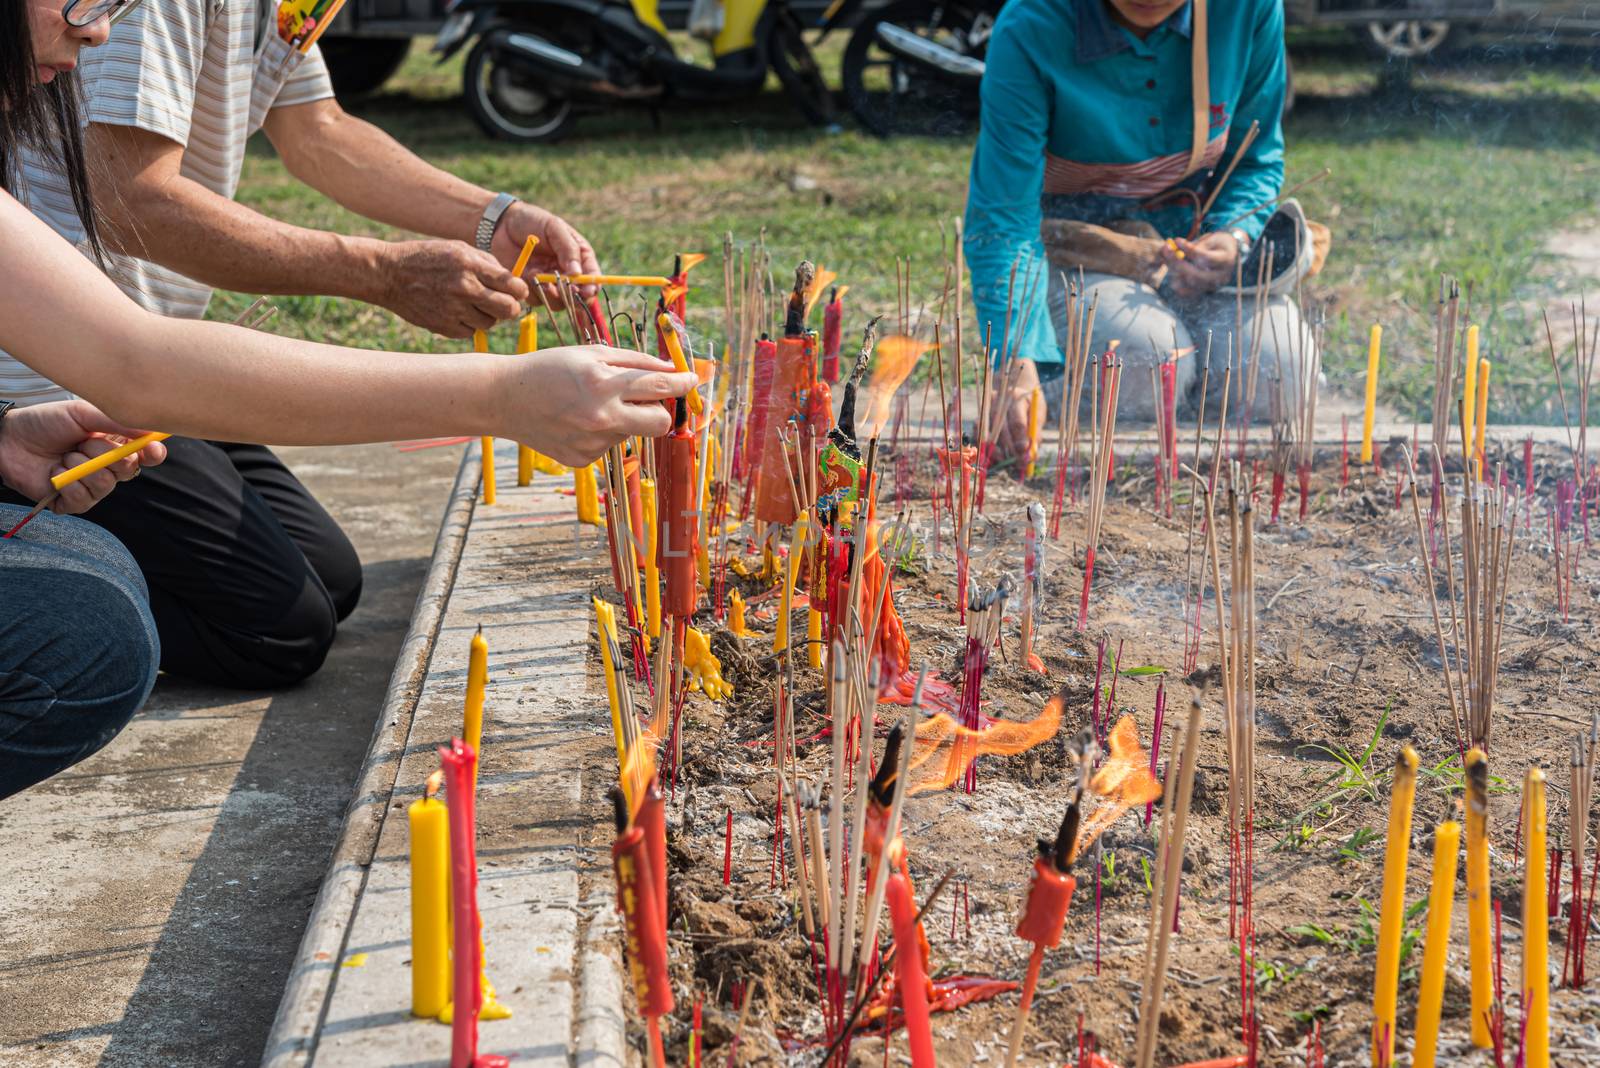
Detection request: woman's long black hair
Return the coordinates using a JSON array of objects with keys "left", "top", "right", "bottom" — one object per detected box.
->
[{"left": 0, "top": 0, "right": 107, "bottom": 265}]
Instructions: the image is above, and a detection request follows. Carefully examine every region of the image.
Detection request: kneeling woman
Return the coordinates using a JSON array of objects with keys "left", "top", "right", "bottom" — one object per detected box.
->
[{"left": 964, "top": 0, "right": 1321, "bottom": 452}]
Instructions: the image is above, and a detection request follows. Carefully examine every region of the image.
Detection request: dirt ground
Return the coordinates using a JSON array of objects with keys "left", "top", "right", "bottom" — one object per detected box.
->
[{"left": 595, "top": 423, "right": 1600, "bottom": 1068}]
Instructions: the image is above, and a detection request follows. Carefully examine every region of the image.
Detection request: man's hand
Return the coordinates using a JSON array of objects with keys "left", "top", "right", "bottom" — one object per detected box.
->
[
  {"left": 378, "top": 240, "right": 532, "bottom": 338},
  {"left": 495, "top": 347, "right": 698, "bottom": 467},
  {"left": 493, "top": 202, "right": 602, "bottom": 308},
  {"left": 1163, "top": 232, "right": 1241, "bottom": 299},
  {"left": 0, "top": 400, "right": 167, "bottom": 514}
]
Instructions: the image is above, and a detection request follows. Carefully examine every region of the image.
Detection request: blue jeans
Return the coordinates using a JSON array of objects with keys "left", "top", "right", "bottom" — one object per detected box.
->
[{"left": 0, "top": 505, "right": 159, "bottom": 799}]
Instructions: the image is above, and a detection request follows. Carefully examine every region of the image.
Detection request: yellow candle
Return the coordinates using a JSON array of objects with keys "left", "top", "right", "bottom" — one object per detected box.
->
[
  {"left": 774, "top": 515, "right": 808, "bottom": 655},
  {"left": 728, "top": 590, "right": 750, "bottom": 638},
  {"left": 656, "top": 312, "right": 704, "bottom": 416},
  {"left": 516, "top": 312, "right": 539, "bottom": 486},
  {"left": 1361, "top": 324, "right": 1381, "bottom": 464},
  {"left": 1474, "top": 357, "right": 1491, "bottom": 481},
  {"left": 473, "top": 330, "right": 497, "bottom": 505},
  {"left": 593, "top": 599, "right": 628, "bottom": 786},
  {"left": 530, "top": 272, "right": 671, "bottom": 288},
  {"left": 1412, "top": 820, "right": 1461, "bottom": 1068},
  {"left": 1025, "top": 387, "right": 1042, "bottom": 478},
  {"left": 511, "top": 234, "right": 538, "bottom": 278},
  {"left": 642, "top": 478, "right": 662, "bottom": 642},
  {"left": 464, "top": 625, "right": 488, "bottom": 773},
  {"left": 1465, "top": 748, "right": 1493, "bottom": 1047},
  {"left": 574, "top": 463, "right": 601, "bottom": 526},
  {"left": 1522, "top": 768, "right": 1549, "bottom": 1068},
  {"left": 1461, "top": 325, "right": 1479, "bottom": 466},
  {"left": 807, "top": 605, "right": 823, "bottom": 670},
  {"left": 49, "top": 431, "right": 171, "bottom": 491},
  {"left": 1372, "top": 745, "right": 1419, "bottom": 1067},
  {"left": 407, "top": 781, "right": 451, "bottom": 1018}
]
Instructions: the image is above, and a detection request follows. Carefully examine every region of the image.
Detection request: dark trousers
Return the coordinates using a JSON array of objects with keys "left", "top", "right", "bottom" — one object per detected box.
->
[{"left": 0, "top": 438, "right": 362, "bottom": 690}]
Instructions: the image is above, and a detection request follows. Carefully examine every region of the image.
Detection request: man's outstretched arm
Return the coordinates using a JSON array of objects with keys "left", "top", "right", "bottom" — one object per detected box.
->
[
  {"left": 87, "top": 123, "right": 528, "bottom": 338},
  {"left": 262, "top": 98, "right": 601, "bottom": 303}
]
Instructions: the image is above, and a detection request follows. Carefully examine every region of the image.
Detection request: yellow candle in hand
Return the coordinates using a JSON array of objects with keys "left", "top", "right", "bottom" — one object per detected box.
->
[
  {"left": 1474, "top": 358, "right": 1491, "bottom": 481},
  {"left": 49, "top": 431, "right": 171, "bottom": 491},
  {"left": 1372, "top": 745, "right": 1419, "bottom": 1067},
  {"left": 1522, "top": 768, "right": 1549, "bottom": 1068},
  {"left": 1465, "top": 748, "right": 1494, "bottom": 1047},
  {"left": 1412, "top": 820, "right": 1461, "bottom": 1068},
  {"left": 641, "top": 477, "right": 662, "bottom": 642},
  {"left": 1361, "top": 324, "right": 1381, "bottom": 464},
  {"left": 473, "top": 330, "right": 497, "bottom": 505},
  {"left": 464, "top": 625, "right": 488, "bottom": 770},
  {"left": 1461, "top": 325, "right": 1479, "bottom": 466},
  {"left": 657, "top": 312, "right": 703, "bottom": 416},
  {"left": 407, "top": 777, "right": 451, "bottom": 1018}
]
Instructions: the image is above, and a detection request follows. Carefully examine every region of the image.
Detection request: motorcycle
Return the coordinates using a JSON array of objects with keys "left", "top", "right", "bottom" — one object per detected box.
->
[
  {"left": 434, "top": 0, "right": 835, "bottom": 142},
  {"left": 824, "top": 0, "right": 1003, "bottom": 137}
]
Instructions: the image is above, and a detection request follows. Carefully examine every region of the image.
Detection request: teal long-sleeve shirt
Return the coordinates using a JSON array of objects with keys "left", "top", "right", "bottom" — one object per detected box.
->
[{"left": 962, "top": 0, "right": 1286, "bottom": 364}]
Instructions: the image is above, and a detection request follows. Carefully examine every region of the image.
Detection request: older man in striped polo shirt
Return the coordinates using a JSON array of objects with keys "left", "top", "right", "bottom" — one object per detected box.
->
[{"left": 0, "top": 0, "right": 601, "bottom": 689}]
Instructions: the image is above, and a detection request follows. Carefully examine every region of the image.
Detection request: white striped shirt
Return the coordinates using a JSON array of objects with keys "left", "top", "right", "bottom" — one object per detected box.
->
[{"left": 0, "top": 0, "right": 334, "bottom": 404}]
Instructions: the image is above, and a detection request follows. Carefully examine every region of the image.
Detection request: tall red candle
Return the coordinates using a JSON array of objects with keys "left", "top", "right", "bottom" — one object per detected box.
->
[
  {"left": 439, "top": 740, "right": 508, "bottom": 1068},
  {"left": 887, "top": 872, "right": 935, "bottom": 1068}
]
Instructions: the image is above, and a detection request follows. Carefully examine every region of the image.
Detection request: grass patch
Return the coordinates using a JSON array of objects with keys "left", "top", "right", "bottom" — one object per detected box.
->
[{"left": 227, "top": 35, "right": 1600, "bottom": 421}]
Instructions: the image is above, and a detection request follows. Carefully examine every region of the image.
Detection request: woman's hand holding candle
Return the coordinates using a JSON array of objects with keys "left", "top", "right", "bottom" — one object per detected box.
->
[
  {"left": 489, "top": 346, "right": 698, "bottom": 468},
  {"left": 1164, "top": 232, "right": 1242, "bottom": 298},
  {"left": 0, "top": 399, "right": 167, "bottom": 514}
]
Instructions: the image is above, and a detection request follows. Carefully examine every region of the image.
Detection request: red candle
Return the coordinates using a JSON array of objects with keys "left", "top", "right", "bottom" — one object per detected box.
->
[
  {"left": 822, "top": 292, "right": 843, "bottom": 383},
  {"left": 887, "top": 872, "right": 935, "bottom": 1068},
  {"left": 439, "top": 740, "right": 509, "bottom": 1068}
]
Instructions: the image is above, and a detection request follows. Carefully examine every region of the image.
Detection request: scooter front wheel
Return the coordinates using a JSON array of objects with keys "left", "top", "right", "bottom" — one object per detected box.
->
[
  {"left": 464, "top": 36, "right": 578, "bottom": 143},
  {"left": 768, "top": 10, "right": 836, "bottom": 127}
]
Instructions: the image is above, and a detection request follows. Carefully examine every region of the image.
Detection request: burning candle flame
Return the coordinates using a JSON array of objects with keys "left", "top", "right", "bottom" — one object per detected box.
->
[
  {"left": 425, "top": 769, "right": 444, "bottom": 799},
  {"left": 860, "top": 335, "right": 932, "bottom": 438},
  {"left": 905, "top": 694, "right": 1064, "bottom": 795},
  {"left": 1069, "top": 715, "right": 1162, "bottom": 862}
]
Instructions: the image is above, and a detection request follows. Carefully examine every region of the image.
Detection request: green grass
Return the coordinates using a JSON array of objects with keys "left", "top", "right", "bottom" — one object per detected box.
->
[{"left": 228, "top": 34, "right": 1600, "bottom": 421}]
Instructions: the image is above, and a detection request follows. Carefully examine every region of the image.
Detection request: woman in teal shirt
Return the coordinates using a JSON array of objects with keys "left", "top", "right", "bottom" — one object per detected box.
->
[{"left": 965, "top": 0, "right": 1310, "bottom": 451}]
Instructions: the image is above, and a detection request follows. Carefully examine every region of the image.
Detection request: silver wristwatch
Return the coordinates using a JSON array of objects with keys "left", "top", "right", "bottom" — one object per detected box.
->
[
  {"left": 1227, "top": 227, "right": 1253, "bottom": 260},
  {"left": 475, "top": 192, "right": 519, "bottom": 252}
]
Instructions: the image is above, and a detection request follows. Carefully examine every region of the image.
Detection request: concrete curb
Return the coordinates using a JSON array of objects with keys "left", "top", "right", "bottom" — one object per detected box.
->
[
  {"left": 575, "top": 890, "right": 627, "bottom": 1068},
  {"left": 261, "top": 445, "right": 478, "bottom": 1068}
]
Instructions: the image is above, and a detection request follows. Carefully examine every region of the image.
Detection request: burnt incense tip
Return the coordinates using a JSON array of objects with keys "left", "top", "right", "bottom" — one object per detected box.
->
[
  {"left": 869, "top": 724, "right": 905, "bottom": 807},
  {"left": 673, "top": 396, "right": 688, "bottom": 432},
  {"left": 608, "top": 785, "right": 628, "bottom": 833},
  {"left": 1050, "top": 800, "right": 1082, "bottom": 872}
]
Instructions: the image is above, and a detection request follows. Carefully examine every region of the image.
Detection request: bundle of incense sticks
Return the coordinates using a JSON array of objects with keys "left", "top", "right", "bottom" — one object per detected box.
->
[
  {"left": 1286, "top": 300, "right": 1323, "bottom": 522},
  {"left": 956, "top": 580, "right": 1009, "bottom": 793},
  {"left": 1132, "top": 696, "right": 1205, "bottom": 1068},
  {"left": 1429, "top": 279, "right": 1463, "bottom": 523},
  {"left": 1178, "top": 340, "right": 1223, "bottom": 675},
  {"left": 1077, "top": 351, "right": 1123, "bottom": 629},
  {"left": 1564, "top": 715, "right": 1598, "bottom": 988},
  {"left": 1399, "top": 442, "right": 1517, "bottom": 753},
  {"left": 1232, "top": 244, "right": 1276, "bottom": 459},
  {"left": 1543, "top": 301, "right": 1598, "bottom": 547},
  {"left": 1049, "top": 279, "right": 1098, "bottom": 539}
]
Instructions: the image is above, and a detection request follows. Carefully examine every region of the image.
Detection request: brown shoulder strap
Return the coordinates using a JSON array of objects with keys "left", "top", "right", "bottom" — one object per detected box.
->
[{"left": 1185, "top": 0, "right": 1209, "bottom": 178}]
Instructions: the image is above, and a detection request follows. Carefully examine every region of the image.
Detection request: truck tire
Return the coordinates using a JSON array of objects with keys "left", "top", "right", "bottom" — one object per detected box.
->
[{"left": 319, "top": 37, "right": 414, "bottom": 98}]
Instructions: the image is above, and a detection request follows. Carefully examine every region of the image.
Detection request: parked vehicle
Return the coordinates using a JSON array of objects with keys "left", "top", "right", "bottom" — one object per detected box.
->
[
  {"left": 830, "top": 0, "right": 999, "bottom": 137},
  {"left": 428, "top": 0, "right": 833, "bottom": 141}
]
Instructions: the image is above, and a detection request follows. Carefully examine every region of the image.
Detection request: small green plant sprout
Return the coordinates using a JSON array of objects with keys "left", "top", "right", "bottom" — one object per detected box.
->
[
  {"left": 1140, "top": 855, "right": 1153, "bottom": 895},
  {"left": 1118, "top": 665, "right": 1167, "bottom": 678},
  {"left": 1229, "top": 945, "right": 1305, "bottom": 995},
  {"left": 1298, "top": 703, "right": 1394, "bottom": 805},
  {"left": 1337, "top": 826, "right": 1381, "bottom": 864}
]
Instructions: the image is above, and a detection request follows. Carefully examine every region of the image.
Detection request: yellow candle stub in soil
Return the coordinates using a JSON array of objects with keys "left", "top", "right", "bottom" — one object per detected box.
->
[
  {"left": 574, "top": 463, "right": 601, "bottom": 526},
  {"left": 1465, "top": 748, "right": 1493, "bottom": 1047},
  {"left": 473, "top": 330, "right": 497, "bottom": 505},
  {"left": 1361, "top": 324, "right": 1381, "bottom": 464},
  {"left": 407, "top": 785, "right": 450, "bottom": 1018},
  {"left": 1523, "top": 768, "right": 1549, "bottom": 1068},
  {"left": 774, "top": 514, "right": 808, "bottom": 655},
  {"left": 1371, "top": 745, "right": 1418, "bottom": 1067},
  {"left": 1412, "top": 820, "right": 1460, "bottom": 1068}
]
